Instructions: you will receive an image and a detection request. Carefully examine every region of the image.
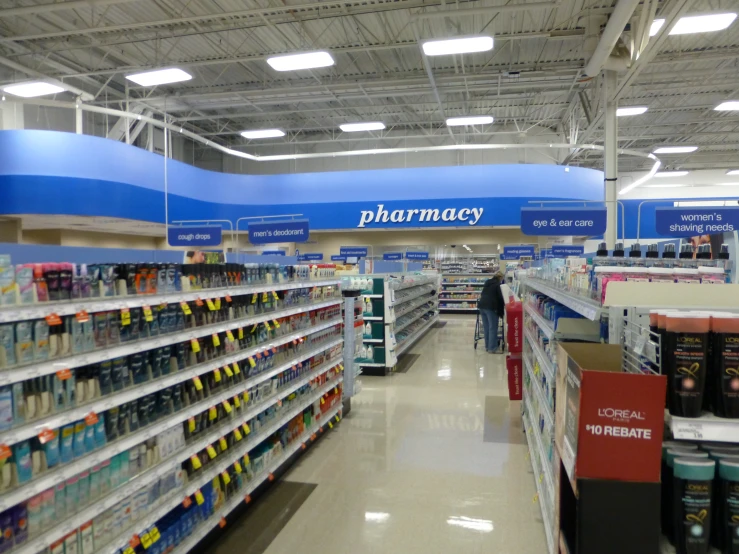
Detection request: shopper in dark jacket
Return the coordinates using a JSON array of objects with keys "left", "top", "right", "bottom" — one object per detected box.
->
[{"left": 479, "top": 272, "right": 505, "bottom": 353}]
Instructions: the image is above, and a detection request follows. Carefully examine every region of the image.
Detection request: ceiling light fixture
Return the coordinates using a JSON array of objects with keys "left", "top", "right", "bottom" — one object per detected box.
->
[
  {"left": 644, "top": 184, "right": 690, "bottom": 188},
  {"left": 446, "top": 116, "right": 494, "bottom": 126},
  {"left": 652, "top": 146, "right": 698, "bottom": 154},
  {"left": 422, "top": 36, "right": 494, "bottom": 56},
  {"left": 2, "top": 81, "right": 65, "bottom": 98},
  {"left": 727, "top": 170, "right": 739, "bottom": 175},
  {"left": 650, "top": 19, "right": 665, "bottom": 36},
  {"left": 670, "top": 12, "right": 737, "bottom": 35},
  {"left": 655, "top": 171, "right": 689, "bottom": 177},
  {"left": 240, "top": 129, "right": 285, "bottom": 139},
  {"left": 125, "top": 68, "right": 192, "bottom": 87},
  {"left": 616, "top": 106, "right": 648, "bottom": 116},
  {"left": 266, "top": 51, "right": 334, "bottom": 71},
  {"left": 339, "top": 122, "right": 385, "bottom": 132},
  {"left": 716, "top": 182, "right": 739, "bottom": 186},
  {"left": 715, "top": 101, "right": 739, "bottom": 111},
  {"left": 619, "top": 155, "right": 662, "bottom": 195}
]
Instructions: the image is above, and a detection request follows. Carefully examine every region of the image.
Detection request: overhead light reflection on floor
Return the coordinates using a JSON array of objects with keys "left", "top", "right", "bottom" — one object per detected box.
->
[
  {"left": 437, "top": 368, "right": 451, "bottom": 380},
  {"left": 446, "top": 516, "right": 494, "bottom": 532},
  {"left": 365, "top": 512, "right": 390, "bottom": 522}
]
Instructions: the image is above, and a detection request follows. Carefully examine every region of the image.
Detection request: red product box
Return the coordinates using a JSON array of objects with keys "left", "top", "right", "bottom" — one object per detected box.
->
[
  {"left": 505, "top": 301, "right": 523, "bottom": 353},
  {"left": 505, "top": 353, "right": 523, "bottom": 400}
]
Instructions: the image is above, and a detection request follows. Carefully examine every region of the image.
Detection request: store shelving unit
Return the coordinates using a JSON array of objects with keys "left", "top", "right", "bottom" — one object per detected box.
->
[
  {"left": 0, "top": 270, "right": 344, "bottom": 554},
  {"left": 439, "top": 274, "right": 486, "bottom": 313},
  {"left": 357, "top": 273, "right": 440, "bottom": 375}
]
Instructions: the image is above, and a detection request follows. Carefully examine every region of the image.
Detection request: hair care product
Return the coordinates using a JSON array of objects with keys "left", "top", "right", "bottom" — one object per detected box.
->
[
  {"left": 715, "top": 459, "right": 739, "bottom": 553},
  {"left": 710, "top": 314, "right": 739, "bottom": 418},
  {"left": 664, "top": 448, "right": 706, "bottom": 541},
  {"left": 666, "top": 312, "right": 711, "bottom": 418},
  {"left": 673, "top": 457, "right": 715, "bottom": 554}
]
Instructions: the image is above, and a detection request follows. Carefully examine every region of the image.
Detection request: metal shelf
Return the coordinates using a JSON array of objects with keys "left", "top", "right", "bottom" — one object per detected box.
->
[
  {"left": 363, "top": 316, "right": 383, "bottom": 321},
  {"left": 391, "top": 286, "right": 434, "bottom": 308},
  {"left": 524, "top": 327, "right": 556, "bottom": 382},
  {"left": 523, "top": 278, "right": 603, "bottom": 321},
  {"left": 362, "top": 338, "right": 383, "bottom": 343},
  {"left": 441, "top": 281, "right": 485, "bottom": 285},
  {"left": 438, "top": 298, "right": 478, "bottom": 302},
  {"left": 524, "top": 352, "right": 554, "bottom": 431},
  {"left": 0, "top": 297, "right": 342, "bottom": 386},
  {"left": 363, "top": 294, "right": 383, "bottom": 298},
  {"left": 395, "top": 315, "right": 439, "bottom": 357},
  {"left": 439, "top": 307, "right": 477, "bottom": 311},
  {"left": 395, "top": 305, "right": 435, "bottom": 334},
  {"left": 0, "top": 279, "right": 341, "bottom": 325}
]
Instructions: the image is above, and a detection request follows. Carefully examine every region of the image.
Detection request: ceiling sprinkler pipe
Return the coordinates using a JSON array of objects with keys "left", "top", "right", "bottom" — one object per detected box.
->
[{"left": 582, "top": 0, "right": 641, "bottom": 77}]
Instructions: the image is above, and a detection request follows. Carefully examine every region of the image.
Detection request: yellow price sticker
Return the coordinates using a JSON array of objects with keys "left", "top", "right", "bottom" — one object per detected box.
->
[
  {"left": 238, "top": 328, "right": 244, "bottom": 339},
  {"left": 272, "top": 291, "right": 279, "bottom": 300},
  {"left": 242, "top": 422, "right": 250, "bottom": 435},
  {"left": 150, "top": 527, "right": 160, "bottom": 543},
  {"left": 206, "top": 444, "right": 217, "bottom": 459},
  {"left": 222, "top": 399, "right": 232, "bottom": 414},
  {"left": 334, "top": 387, "right": 338, "bottom": 395},
  {"left": 339, "top": 364, "right": 344, "bottom": 371},
  {"left": 142, "top": 305, "right": 153, "bottom": 322},
  {"left": 335, "top": 415, "right": 340, "bottom": 423},
  {"left": 120, "top": 309, "right": 131, "bottom": 326},
  {"left": 262, "top": 292, "right": 268, "bottom": 302},
  {"left": 233, "top": 362, "right": 240, "bottom": 375},
  {"left": 233, "top": 395, "right": 241, "bottom": 408},
  {"left": 188, "top": 417, "right": 196, "bottom": 433},
  {"left": 212, "top": 333, "right": 221, "bottom": 347},
  {"left": 320, "top": 397, "right": 325, "bottom": 405},
  {"left": 224, "top": 365, "right": 233, "bottom": 378},
  {"left": 219, "top": 437, "right": 228, "bottom": 451},
  {"left": 141, "top": 533, "right": 152, "bottom": 549},
  {"left": 195, "top": 490, "right": 204, "bottom": 505},
  {"left": 234, "top": 427, "right": 243, "bottom": 441},
  {"left": 190, "top": 455, "right": 202, "bottom": 470},
  {"left": 190, "top": 338, "right": 201, "bottom": 353},
  {"left": 329, "top": 422, "right": 333, "bottom": 429},
  {"left": 206, "top": 299, "right": 216, "bottom": 311},
  {"left": 215, "top": 298, "right": 221, "bottom": 310},
  {"left": 248, "top": 357, "right": 256, "bottom": 368},
  {"left": 234, "top": 461, "right": 243, "bottom": 474},
  {"left": 273, "top": 319, "right": 280, "bottom": 328},
  {"left": 244, "top": 453, "right": 250, "bottom": 465},
  {"left": 213, "top": 368, "right": 222, "bottom": 382},
  {"left": 243, "top": 390, "right": 249, "bottom": 403},
  {"left": 264, "top": 321, "right": 272, "bottom": 331},
  {"left": 251, "top": 295, "right": 257, "bottom": 304},
  {"left": 209, "top": 406, "right": 218, "bottom": 421},
  {"left": 226, "top": 330, "right": 235, "bottom": 342},
  {"left": 221, "top": 471, "right": 231, "bottom": 485},
  {"left": 124, "top": 548, "right": 135, "bottom": 554},
  {"left": 192, "top": 376, "right": 203, "bottom": 391},
  {"left": 180, "top": 301, "right": 192, "bottom": 315}
]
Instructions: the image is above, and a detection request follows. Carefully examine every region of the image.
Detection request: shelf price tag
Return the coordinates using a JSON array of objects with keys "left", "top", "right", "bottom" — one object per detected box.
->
[
  {"left": 120, "top": 308, "right": 131, "bottom": 326},
  {"left": 45, "top": 313, "right": 62, "bottom": 326},
  {"left": 195, "top": 490, "right": 204, "bottom": 505},
  {"left": 320, "top": 397, "right": 325, "bottom": 405},
  {"left": 213, "top": 368, "right": 222, "bottom": 382},
  {"left": 182, "top": 496, "right": 192, "bottom": 508},
  {"left": 140, "top": 531, "right": 152, "bottom": 549},
  {"left": 75, "top": 310, "right": 90, "bottom": 323},
  {"left": 0, "top": 444, "right": 11, "bottom": 462},
  {"left": 224, "top": 365, "right": 233, "bottom": 378},
  {"left": 225, "top": 295, "right": 232, "bottom": 303},
  {"left": 208, "top": 406, "right": 218, "bottom": 421},
  {"left": 272, "top": 291, "right": 279, "bottom": 300},
  {"left": 244, "top": 453, "right": 250, "bottom": 465},
  {"left": 149, "top": 527, "right": 160, "bottom": 543},
  {"left": 192, "top": 376, "right": 203, "bottom": 391},
  {"left": 206, "top": 299, "right": 216, "bottom": 311},
  {"left": 222, "top": 399, "right": 232, "bottom": 414},
  {"left": 56, "top": 369, "right": 72, "bottom": 381},
  {"left": 84, "top": 412, "right": 99, "bottom": 426},
  {"left": 232, "top": 362, "right": 240, "bottom": 375},
  {"left": 234, "top": 427, "right": 243, "bottom": 442},
  {"left": 238, "top": 328, "right": 244, "bottom": 340},
  {"left": 243, "top": 391, "right": 249, "bottom": 404},
  {"left": 234, "top": 461, "right": 243, "bottom": 474},
  {"left": 190, "top": 338, "right": 200, "bottom": 353},
  {"left": 195, "top": 298, "right": 204, "bottom": 307},
  {"left": 264, "top": 320, "right": 272, "bottom": 331},
  {"left": 226, "top": 330, "right": 235, "bottom": 342},
  {"left": 38, "top": 428, "right": 55, "bottom": 444},
  {"left": 233, "top": 395, "right": 241, "bottom": 409},
  {"left": 142, "top": 305, "right": 154, "bottom": 322},
  {"left": 190, "top": 455, "right": 202, "bottom": 470},
  {"left": 219, "top": 518, "right": 227, "bottom": 529},
  {"left": 180, "top": 301, "right": 192, "bottom": 315},
  {"left": 215, "top": 298, "right": 221, "bottom": 310},
  {"left": 124, "top": 548, "right": 135, "bottom": 554},
  {"left": 242, "top": 422, "right": 250, "bottom": 435},
  {"left": 262, "top": 292, "right": 268, "bottom": 303},
  {"left": 221, "top": 471, "right": 231, "bottom": 485},
  {"left": 248, "top": 357, "right": 256, "bottom": 368},
  {"left": 212, "top": 333, "right": 221, "bottom": 347},
  {"left": 245, "top": 495, "right": 252, "bottom": 504},
  {"left": 328, "top": 421, "right": 333, "bottom": 429},
  {"left": 219, "top": 437, "right": 228, "bottom": 451},
  {"left": 129, "top": 535, "right": 141, "bottom": 548},
  {"left": 251, "top": 294, "right": 257, "bottom": 304},
  {"left": 188, "top": 418, "right": 196, "bottom": 433},
  {"left": 206, "top": 444, "right": 217, "bottom": 459}
]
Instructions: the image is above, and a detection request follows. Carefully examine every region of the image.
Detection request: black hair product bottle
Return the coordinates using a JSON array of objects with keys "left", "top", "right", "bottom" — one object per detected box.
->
[{"left": 673, "top": 457, "right": 716, "bottom": 554}]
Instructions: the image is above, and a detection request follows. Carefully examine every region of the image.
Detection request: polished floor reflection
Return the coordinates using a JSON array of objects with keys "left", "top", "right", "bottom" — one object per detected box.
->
[{"left": 218, "top": 315, "right": 547, "bottom": 553}]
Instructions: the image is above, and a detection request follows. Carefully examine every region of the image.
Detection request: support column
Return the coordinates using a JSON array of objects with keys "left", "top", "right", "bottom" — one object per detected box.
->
[
  {"left": 75, "top": 98, "right": 83, "bottom": 134},
  {"left": 603, "top": 70, "right": 618, "bottom": 248},
  {"left": 0, "top": 101, "right": 24, "bottom": 129}
]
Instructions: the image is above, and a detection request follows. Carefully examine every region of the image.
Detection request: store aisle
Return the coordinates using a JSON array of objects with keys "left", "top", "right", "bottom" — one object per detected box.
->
[{"left": 208, "top": 315, "right": 546, "bottom": 554}]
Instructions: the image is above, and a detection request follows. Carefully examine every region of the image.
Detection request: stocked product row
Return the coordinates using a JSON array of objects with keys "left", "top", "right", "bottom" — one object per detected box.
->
[{"left": 438, "top": 274, "right": 486, "bottom": 312}]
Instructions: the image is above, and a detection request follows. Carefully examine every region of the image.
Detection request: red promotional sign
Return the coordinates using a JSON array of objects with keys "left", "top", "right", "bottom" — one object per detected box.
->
[
  {"left": 506, "top": 354, "right": 523, "bottom": 400},
  {"left": 575, "top": 371, "right": 666, "bottom": 483},
  {"left": 506, "top": 301, "right": 523, "bottom": 353}
]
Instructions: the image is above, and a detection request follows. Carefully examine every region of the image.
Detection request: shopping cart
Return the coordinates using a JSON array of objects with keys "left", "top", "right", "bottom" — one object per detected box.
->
[{"left": 474, "top": 310, "right": 506, "bottom": 351}]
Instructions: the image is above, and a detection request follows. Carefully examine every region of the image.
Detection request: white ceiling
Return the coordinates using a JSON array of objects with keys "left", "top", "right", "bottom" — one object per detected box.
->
[{"left": 0, "top": 0, "right": 738, "bottom": 173}]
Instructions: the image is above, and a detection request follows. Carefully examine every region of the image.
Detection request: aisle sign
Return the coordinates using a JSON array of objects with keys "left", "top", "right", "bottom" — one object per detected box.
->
[
  {"left": 340, "top": 247, "right": 368, "bottom": 257},
  {"left": 405, "top": 251, "right": 429, "bottom": 260},
  {"left": 655, "top": 207, "right": 739, "bottom": 236},
  {"left": 383, "top": 252, "right": 402, "bottom": 261},
  {"left": 301, "top": 253, "right": 324, "bottom": 261},
  {"left": 520, "top": 207, "right": 607, "bottom": 236},
  {"left": 331, "top": 255, "right": 347, "bottom": 262},
  {"left": 167, "top": 226, "right": 222, "bottom": 247},
  {"left": 503, "top": 245, "right": 535, "bottom": 259},
  {"left": 262, "top": 250, "right": 286, "bottom": 256},
  {"left": 552, "top": 245, "right": 585, "bottom": 257},
  {"left": 248, "top": 219, "right": 309, "bottom": 244}
]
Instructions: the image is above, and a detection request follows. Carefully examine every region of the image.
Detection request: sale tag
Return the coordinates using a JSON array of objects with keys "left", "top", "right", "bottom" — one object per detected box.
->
[
  {"left": 244, "top": 453, "right": 250, "bottom": 465},
  {"left": 225, "top": 295, "right": 232, "bottom": 303},
  {"left": 142, "top": 305, "right": 153, "bottom": 322},
  {"left": 242, "top": 422, "right": 250, "bottom": 435},
  {"left": 226, "top": 330, "right": 235, "bottom": 342},
  {"left": 238, "top": 328, "right": 244, "bottom": 340},
  {"left": 206, "top": 299, "right": 216, "bottom": 311},
  {"left": 180, "top": 301, "right": 192, "bottom": 315},
  {"left": 195, "top": 490, "right": 204, "bottom": 505},
  {"left": 120, "top": 308, "right": 131, "bottom": 326},
  {"left": 224, "top": 365, "right": 233, "bottom": 378},
  {"left": 222, "top": 400, "right": 232, "bottom": 414},
  {"left": 234, "top": 461, "right": 243, "bottom": 474},
  {"left": 234, "top": 427, "right": 243, "bottom": 442},
  {"left": 245, "top": 495, "right": 252, "bottom": 504},
  {"left": 84, "top": 412, "right": 99, "bottom": 426},
  {"left": 38, "top": 428, "right": 55, "bottom": 444},
  {"left": 232, "top": 362, "right": 240, "bottom": 375},
  {"left": 192, "top": 376, "right": 203, "bottom": 391},
  {"left": 0, "top": 444, "right": 11, "bottom": 461},
  {"left": 190, "top": 455, "right": 202, "bottom": 470},
  {"left": 268, "top": 473, "right": 275, "bottom": 482},
  {"left": 221, "top": 471, "right": 231, "bottom": 485},
  {"left": 75, "top": 310, "right": 90, "bottom": 323},
  {"left": 248, "top": 357, "right": 256, "bottom": 368},
  {"left": 271, "top": 347, "right": 277, "bottom": 355},
  {"left": 233, "top": 395, "right": 241, "bottom": 409},
  {"left": 190, "top": 338, "right": 201, "bottom": 353},
  {"left": 339, "top": 364, "right": 344, "bottom": 371},
  {"left": 183, "top": 496, "right": 192, "bottom": 508},
  {"left": 56, "top": 369, "right": 72, "bottom": 381},
  {"left": 219, "top": 517, "right": 227, "bottom": 529},
  {"left": 188, "top": 418, "right": 196, "bottom": 433},
  {"left": 209, "top": 406, "right": 218, "bottom": 421},
  {"left": 45, "top": 313, "right": 62, "bottom": 326},
  {"left": 255, "top": 352, "right": 262, "bottom": 360},
  {"left": 320, "top": 397, "right": 325, "bottom": 405},
  {"left": 262, "top": 293, "right": 268, "bottom": 302},
  {"left": 213, "top": 368, "right": 222, "bottom": 382},
  {"left": 335, "top": 415, "right": 340, "bottom": 423},
  {"left": 130, "top": 535, "right": 141, "bottom": 548},
  {"left": 215, "top": 299, "right": 221, "bottom": 310},
  {"left": 124, "top": 547, "right": 135, "bottom": 554},
  {"left": 195, "top": 298, "right": 204, "bottom": 307},
  {"left": 219, "top": 437, "right": 228, "bottom": 451},
  {"left": 212, "top": 333, "right": 221, "bottom": 347},
  {"left": 334, "top": 387, "right": 338, "bottom": 395},
  {"left": 206, "top": 444, "right": 217, "bottom": 459}
]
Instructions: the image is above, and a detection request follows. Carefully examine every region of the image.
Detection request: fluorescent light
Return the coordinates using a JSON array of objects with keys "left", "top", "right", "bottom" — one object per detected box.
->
[
  {"left": 617, "top": 106, "right": 648, "bottom": 116},
  {"left": 652, "top": 146, "right": 698, "bottom": 154},
  {"left": 240, "top": 129, "right": 285, "bottom": 139},
  {"left": 266, "top": 51, "right": 334, "bottom": 71},
  {"left": 670, "top": 13, "right": 737, "bottom": 35},
  {"left": 655, "top": 171, "right": 689, "bottom": 177},
  {"left": 727, "top": 170, "right": 739, "bottom": 175},
  {"left": 339, "top": 122, "right": 385, "bottom": 132},
  {"left": 422, "top": 36, "right": 494, "bottom": 56},
  {"left": 2, "top": 81, "right": 65, "bottom": 98},
  {"left": 125, "top": 68, "right": 192, "bottom": 87},
  {"left": 715, "top": 101, "right": 739, "bottom": 111},
  {"left": 650, "top": 19, "right": 665, "bottom": 36},
  {"left": 446, "top": 116, "right": 494, "bottom": 126},
  {"left": 365, "top": 512, "right": 390, "bottom": 522},
  {"left": 619, "top": 156, "right": 661, "bottom": 195},
  {"left": 644, "top": 184, "right": 689, "bottom": 188},
  {"left": 446, "top": 516, "right": 493, "bottom": 533},
  {"left": 716, "top": 182, "right": 739, "bottom": 186},
  {"left": 676, "top": 200, "right": 733, "bottom": 207}
]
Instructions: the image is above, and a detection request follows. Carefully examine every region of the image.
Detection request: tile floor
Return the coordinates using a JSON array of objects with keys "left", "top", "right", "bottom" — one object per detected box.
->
[{"left": 211, "top": 314, "right": 547, "bottom": 553}]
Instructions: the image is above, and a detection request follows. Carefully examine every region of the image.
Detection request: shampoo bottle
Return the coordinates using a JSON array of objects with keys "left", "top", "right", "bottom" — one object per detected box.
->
[{"left": 673, "top": 457, "right": 715, "bottom": 554}]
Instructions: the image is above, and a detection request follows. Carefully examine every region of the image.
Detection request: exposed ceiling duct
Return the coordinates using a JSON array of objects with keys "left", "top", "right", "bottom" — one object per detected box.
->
[{"left": 581, "top": 0, "right": 641, "bottom": 78}]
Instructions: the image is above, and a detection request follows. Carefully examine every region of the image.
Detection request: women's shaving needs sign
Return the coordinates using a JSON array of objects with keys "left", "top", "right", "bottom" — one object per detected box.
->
[
  {"left": 655, "top": 207, "right": 739, "bottom": 236},
  {"left": 358, "top": 204, "right": 484, "bottom": 228},
  {"left": 520, "top": 207, "right": 607, "bottom": 236}
]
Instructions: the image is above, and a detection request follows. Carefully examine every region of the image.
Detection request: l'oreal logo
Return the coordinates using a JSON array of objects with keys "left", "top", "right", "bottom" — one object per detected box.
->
[
  {"left": 598, "top": 408, "right": 646, "bottom": 421},
  {"left": 727, "top": 337, "right": 739, "bottom": 343},
  {"left": 688, "top": 484, "right": 709, "bottom": 492},
  {"left": 679, "top": 337, "right": 701, "bottom": 344},
  {"left": 358, "top": 204, "right": 484, "bottom": 228}
]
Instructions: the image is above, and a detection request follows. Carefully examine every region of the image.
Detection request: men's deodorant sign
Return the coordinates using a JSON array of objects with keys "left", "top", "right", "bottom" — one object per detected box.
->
[
  {"left": 655, "top": 207, "right": 739, "bottom": 237},
  {"left": 248, "top": 219, "right": 309, "bottom": 244},
  {"left": 167, "top": 226, "right": 222, "bottom": 247},
  {"left": 520, "top": 207, "right": 607, "bottom": 236}
]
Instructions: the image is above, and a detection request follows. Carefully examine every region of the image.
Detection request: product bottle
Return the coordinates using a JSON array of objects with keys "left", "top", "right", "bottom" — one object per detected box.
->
[
  {"left": 665, "top": 449, "right": 709, "bottom": 544},
  {"left": 364, "top": 322, "right": 371, "bottom": 337},
  {"left": 58, "top": 263, "right": 73, "bottom": 301},
  {"left": 679, "top": 244, "right": 698, "bottom": 269},
  {"left": 673, "top": 458, "right": 715, "bottom": 554},
  {"left": 718, "top": 244, "right": 732, "bottom": 283},
  {"left": 629, "top": 242, "right": 645, "bottom": 266},
  {"left": 710, "top": 313, "right": 739, "bottom": 419},
  {"left": 33, "top": 265, "right": 48, "bottom": 303},
  {"left": 666, "top": 312, "right": 711, "bottom": 418},
  {"left": 663, "top": 243, "right": 677, "bottom": 269},
  {"left": 715, "top": 458, "right": 739, "bottom": 553},
  {"left": 661, "top": 443, "right": 700, "bottom": 537},
  {"left": 646, "top": 243, "right": 660, "bottom": 267}
]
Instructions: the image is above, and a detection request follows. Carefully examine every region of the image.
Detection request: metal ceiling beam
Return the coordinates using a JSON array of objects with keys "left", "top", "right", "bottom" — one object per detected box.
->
[
  {"left": 415, "top": 1, "right": 560, "bottom": 18},
  {"left": 0, "top": 0, "right": 141, "bottom": 17}
]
